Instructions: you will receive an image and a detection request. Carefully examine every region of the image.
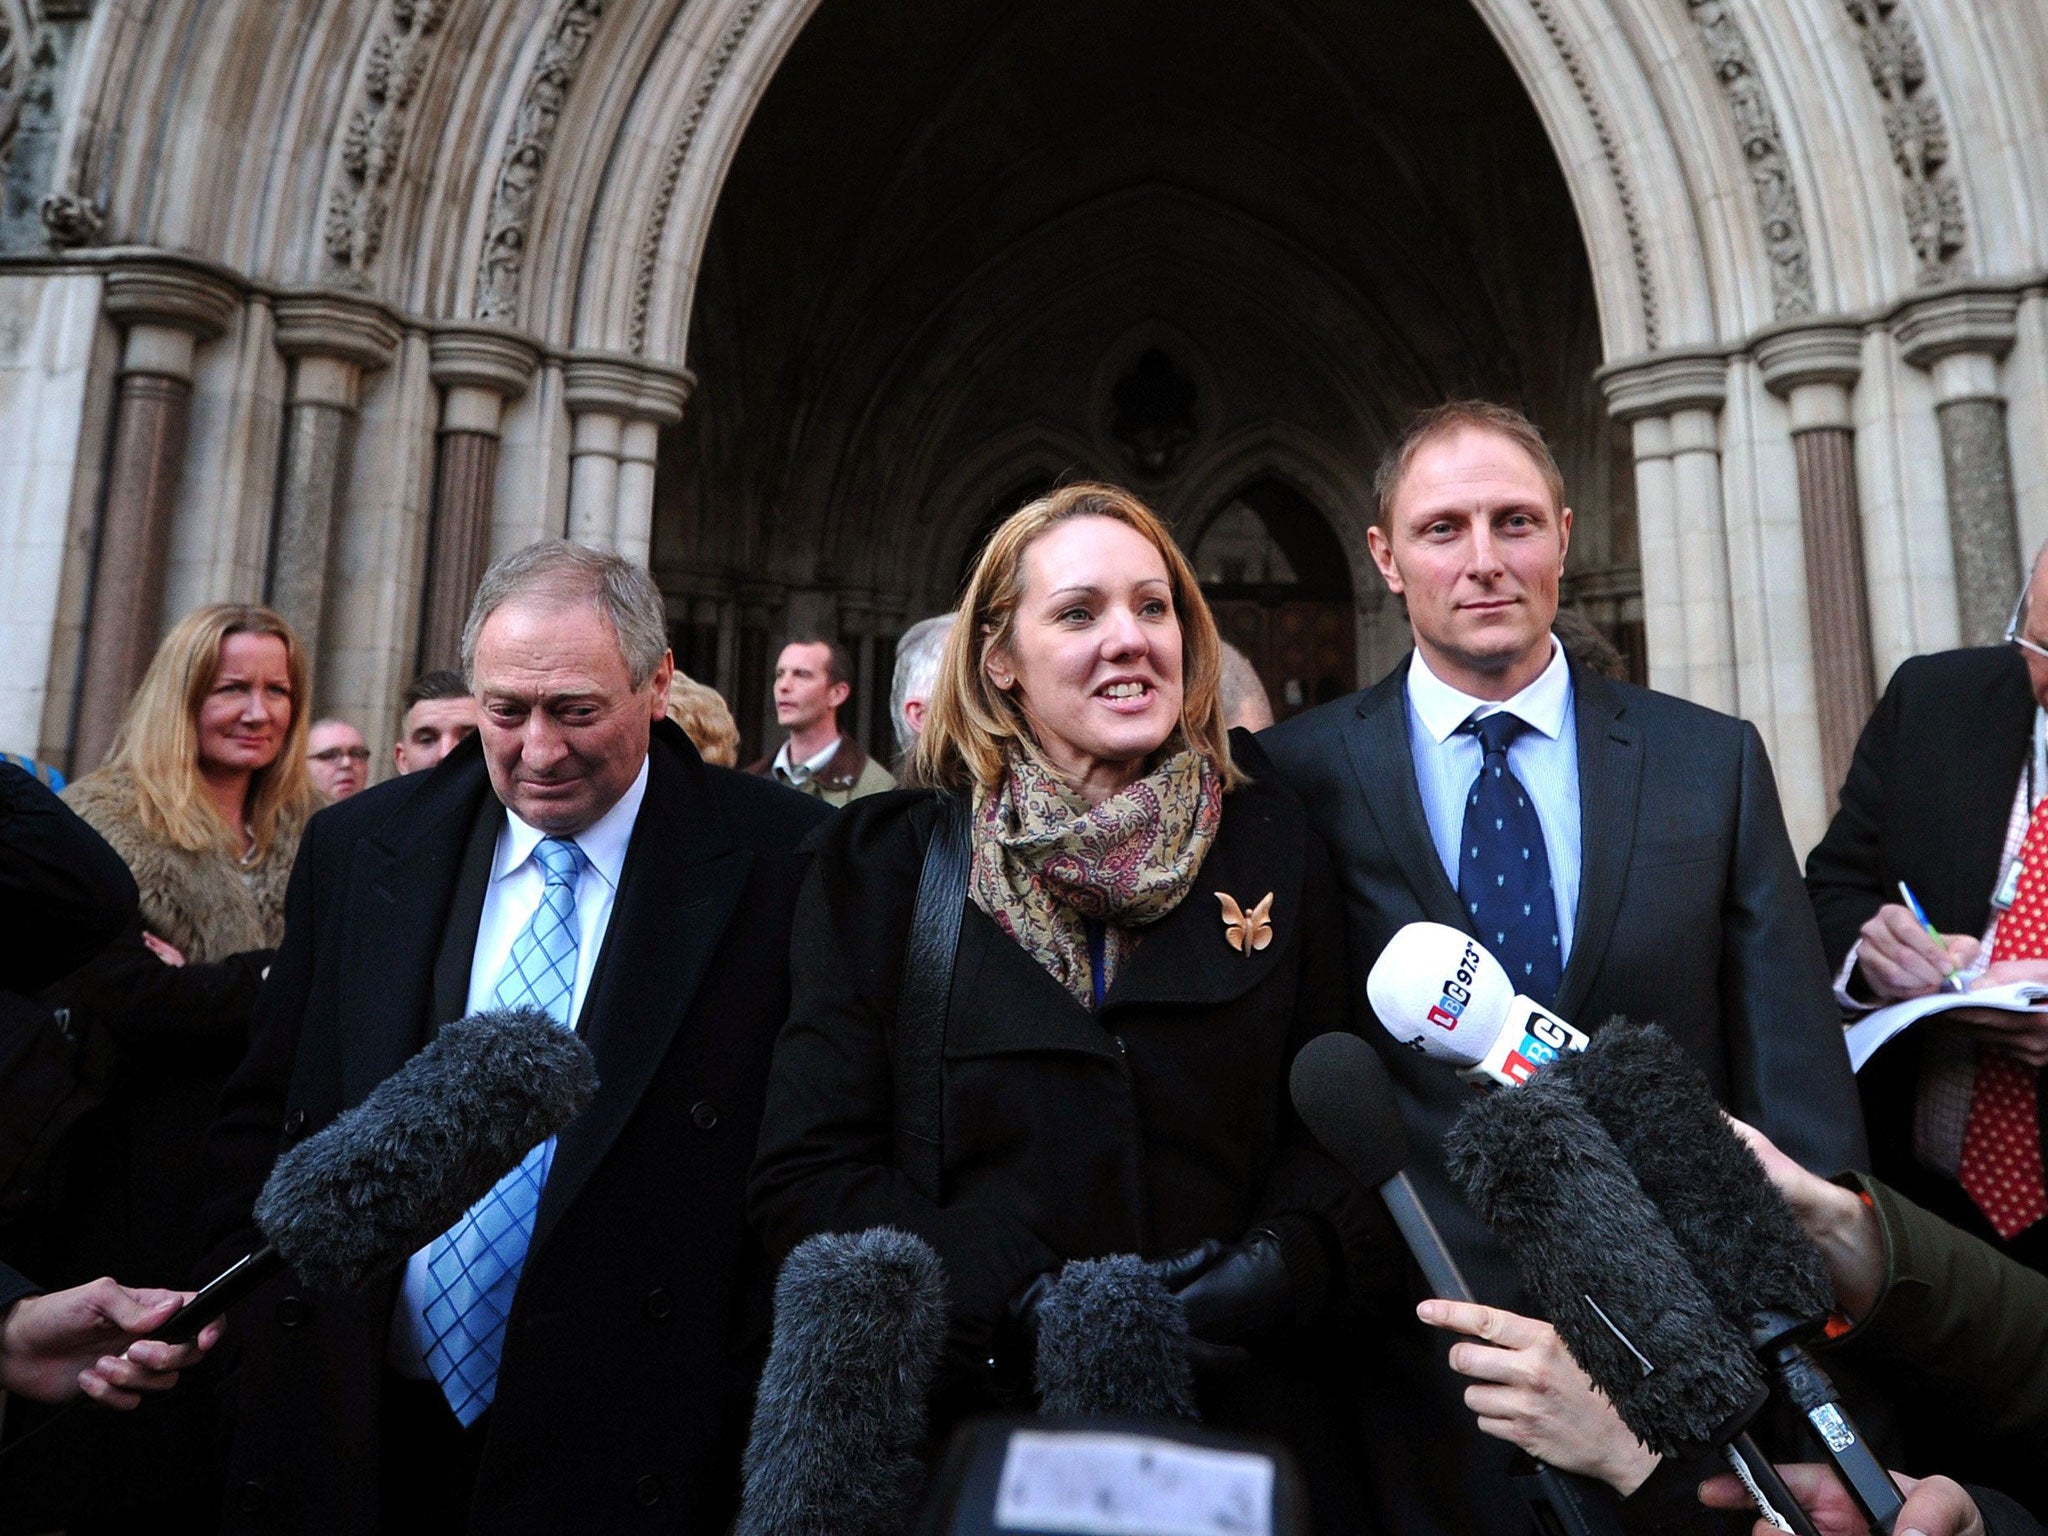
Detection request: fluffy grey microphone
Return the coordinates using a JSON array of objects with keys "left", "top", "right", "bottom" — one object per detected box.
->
[
  {"left": 1033, "top": 1255, "right": 1199, "bottom": 1421},
  {"left": 1550, "top": 1020, "right": 1833, "bottom": 1325},
  {"left": 1445, "top": 1070, "right": 1768, "bottom": 1457},
  {"left": 253, "top": 1005, "right": 599, "bottom": 1290},
  {"left": 736, "top": 1228, "right": 949, "bottom": 1536}
]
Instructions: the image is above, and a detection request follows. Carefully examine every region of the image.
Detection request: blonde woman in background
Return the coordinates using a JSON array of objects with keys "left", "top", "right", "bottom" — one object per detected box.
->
[
  {"left": 9, "top": 606, "right": 317, "bottom": 1527},
  {"left": 667, "top": 669, "right": 741, "bottom": 766}
]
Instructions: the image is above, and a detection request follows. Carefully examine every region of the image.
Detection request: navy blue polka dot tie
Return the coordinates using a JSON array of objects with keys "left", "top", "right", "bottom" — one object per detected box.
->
[{"left": 1457, "top": 712, "right": 1561, "bottom": 1006}]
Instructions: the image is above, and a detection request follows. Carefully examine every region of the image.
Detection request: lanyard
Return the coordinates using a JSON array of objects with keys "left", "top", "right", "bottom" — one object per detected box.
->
[{"left": 1993, "top": 709, "right": 2048, "bottom": 911}]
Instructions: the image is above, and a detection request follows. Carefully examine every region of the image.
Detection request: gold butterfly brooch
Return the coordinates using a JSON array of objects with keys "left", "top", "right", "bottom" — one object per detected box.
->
[{"left": 1216, "top": 891, "right": 1275, "bottom": 956}]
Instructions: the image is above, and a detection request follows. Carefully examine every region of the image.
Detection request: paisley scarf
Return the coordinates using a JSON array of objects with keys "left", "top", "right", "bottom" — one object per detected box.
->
[{"left": 969, "top": 743, "right": 1223, "bottom": 1007}]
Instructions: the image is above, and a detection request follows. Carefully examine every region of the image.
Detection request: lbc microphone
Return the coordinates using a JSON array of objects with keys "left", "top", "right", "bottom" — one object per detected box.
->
[
  {"left": 154, "top": 1005, "right": 599, "bottom": 1342},
  {"left": 1367, "top": 922, "right": 1588, "bottom": 1088},
  {"left": 736, "top": 1228, "right": 949, "bottom": 1536}
]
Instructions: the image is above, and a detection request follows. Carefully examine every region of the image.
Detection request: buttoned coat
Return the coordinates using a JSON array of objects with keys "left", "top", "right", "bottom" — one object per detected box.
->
[
  {"left": 200, "top": 721, "right": 827, "bottom": 1534},
  {"left": 748, "top": 734, "right": 1401, "bottom": 1522}
]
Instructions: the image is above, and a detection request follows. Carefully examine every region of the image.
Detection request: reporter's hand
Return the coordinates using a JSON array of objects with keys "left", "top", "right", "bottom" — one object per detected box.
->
[
  {"left": 1948, "top": 960, "right": 2048, "bottom": 1067},
  {"left": 1699, "top": 1463, "right": 1981, "bottom": 1536},
  {"left": 1727, "top": 1118, "right": 1883, "bottom": 1320},
  {"left": 1856, "top": 906, "right": 1976, "bottom": 1001},
  {"left": 1418, "top": 1298, "right": 1659, "bottom": 1496},
  {"left": 0, "top": 1279, "right": 221, "bottom": 1408}
]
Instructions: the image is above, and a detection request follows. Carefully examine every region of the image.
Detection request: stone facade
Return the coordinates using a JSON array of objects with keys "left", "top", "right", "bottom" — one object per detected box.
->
[{"left": 0, "top": 0, "right": 2043, "bottom": 856}]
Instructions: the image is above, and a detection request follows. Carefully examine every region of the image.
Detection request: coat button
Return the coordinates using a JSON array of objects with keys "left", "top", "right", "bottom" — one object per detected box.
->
[
  {"left": 275, "top": 1296, "right": 306, "bottom": 1328},
  {"left": 635, "top": 1474, "right": 662, "bottom": 1507},
  {"left": 282, "top": 1109, "right": 306, "bottom": 1139},
  {"left": 236, "top": 1482, "right": 266, "bottom": 1513},
  {"left": 689, "top": 1100, "right": 718, "bottom": 1131},
  {"left": 644, "top": 1286, "right": 673, "bottom": 1320}
]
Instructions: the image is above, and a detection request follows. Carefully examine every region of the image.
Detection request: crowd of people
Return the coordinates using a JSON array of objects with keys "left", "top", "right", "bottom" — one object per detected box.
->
[{"left": 0, "top": 399, "right": 2043, "bottom": 1536}]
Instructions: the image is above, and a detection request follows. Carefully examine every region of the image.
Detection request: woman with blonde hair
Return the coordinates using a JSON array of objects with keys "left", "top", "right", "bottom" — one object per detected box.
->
[
  {"left": 750, "top": 484, "right": 1397, "bottom": 1524},
  {"left": 12, "top": 604, "right": 316, "bottom": 1523},
  {"left": 666, "top": 668, "right": 741, "bottom": 767},
  {"left": 27, "top": 603, "right": 314, "bottom": 1287}
]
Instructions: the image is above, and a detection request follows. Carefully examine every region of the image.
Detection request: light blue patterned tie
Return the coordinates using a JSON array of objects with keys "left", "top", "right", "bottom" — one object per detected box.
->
[{"left": 422, "top": 835, "right": 586, "bottom": 1425}]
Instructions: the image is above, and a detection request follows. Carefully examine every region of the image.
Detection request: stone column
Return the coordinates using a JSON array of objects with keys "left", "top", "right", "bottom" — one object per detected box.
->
[
  {"left": 420, "top": 327, "right": 540, "bottom": 669},
  {"left": 1895, "top": 286, "right": 2023, "bottom": 646},
  {"left": 563, "top": 353, "right": 692, "bottom": 563},
  {"left": 267, "top": 294, "right": 402, "bottom": 664},
  {"left": 1755, "top": 322, "right": 1874, "bottom": 801},
  {"left": 1598, "top": 351, "right": 1735, "bottom": 711},
  {"left": 73, "top": 263, "right": 241, "bottom": 771}
]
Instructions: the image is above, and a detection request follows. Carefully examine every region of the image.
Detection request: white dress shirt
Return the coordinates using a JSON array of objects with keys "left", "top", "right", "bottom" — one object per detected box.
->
[
  {"left": 388, "top": 756, "right": 651, "bottom": 1376},
  {"left": 771, "top": 735, "right": 840, "bottom": 786},
  {"left": 1405, "top": 639, "right": 1582, "bottom": 968}
]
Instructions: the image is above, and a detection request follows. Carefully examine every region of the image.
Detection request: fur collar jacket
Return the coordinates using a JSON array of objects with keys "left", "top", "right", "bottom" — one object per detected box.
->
[{"left": 62, "top": 769, "right": 301, "bottom": 962}]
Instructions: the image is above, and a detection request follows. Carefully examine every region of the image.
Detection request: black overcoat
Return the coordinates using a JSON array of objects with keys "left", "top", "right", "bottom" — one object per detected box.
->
[
  {"left": 199, "top": 721, "right": 827, "bottom": 1534},
  {"left": 748, "top": 733, "right": 1400, "bottom": 1516}
]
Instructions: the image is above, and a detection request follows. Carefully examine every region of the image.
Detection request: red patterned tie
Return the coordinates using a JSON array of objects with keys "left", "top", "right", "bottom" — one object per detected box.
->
[{"left": 1959, "top": 801, "right": 2048, "bottom": 1239}]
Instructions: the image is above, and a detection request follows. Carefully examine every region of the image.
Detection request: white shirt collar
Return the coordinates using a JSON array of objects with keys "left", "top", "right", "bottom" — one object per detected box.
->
[
  {"left": 492, "top": 755, "right": 651, "bottom": 893},
  {"left": 1407, "top": 637, "right": 1571, "bottom": 745},
  {"left": 772, "top": 735, "right": 840, "bottom": 780}
]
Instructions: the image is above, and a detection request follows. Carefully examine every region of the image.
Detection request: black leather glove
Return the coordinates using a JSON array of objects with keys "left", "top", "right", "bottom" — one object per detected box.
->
[
  {"left": 993, "top": 1269, "right": 1059, "bottom": 1392},
  {"left": 1146, "top": 1229, "right": 1295, "bottom": 1345}
]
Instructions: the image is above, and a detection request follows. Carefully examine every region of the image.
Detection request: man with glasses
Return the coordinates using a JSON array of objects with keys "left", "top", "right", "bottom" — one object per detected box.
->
[
  {"left": 1808, "top": 550, "right": 2048, "bottom": 1512},
  {"left": 305, "top": 717, "right": 371, "bottom": 799}
]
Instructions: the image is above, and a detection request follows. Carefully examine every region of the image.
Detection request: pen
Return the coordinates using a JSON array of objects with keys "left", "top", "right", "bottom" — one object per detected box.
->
[{"left": 1898, "top": 881, "right": 1967, "bottom": 994}]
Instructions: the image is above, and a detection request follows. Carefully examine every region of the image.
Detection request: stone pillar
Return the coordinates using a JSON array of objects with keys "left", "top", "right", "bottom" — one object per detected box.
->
[
  {"left": 563, "top": 353, "right": 693, "bottom": 563},
  {"left": 1895, "top": 286, "right": 2023, "bottom": 646},
  {"left": 1755, "top": 322, "right": 1874, "bottom": 801},
  {"left": 1598, "top": 351, "right": 1735, "bottom": 711},
  {"left": 73, "top": 263, "right": 241, "bottom": 771},
  {"left": 420, "top": 327, "right": 540, "bottom": 669},
  {"left": 267, "top": 294, "right": 402, "bottom": 664}
]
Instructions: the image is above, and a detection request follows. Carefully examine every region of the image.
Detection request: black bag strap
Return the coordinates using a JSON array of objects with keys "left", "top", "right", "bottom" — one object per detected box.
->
[{"left": 893, "top": 793, "right": 970, "bottom": 1201}]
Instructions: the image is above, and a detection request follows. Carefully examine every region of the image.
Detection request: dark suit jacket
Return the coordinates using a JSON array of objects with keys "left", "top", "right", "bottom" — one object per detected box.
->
[
  {"left": 200, "top": 721, "right": 828, "bottom": 1535},
  {"left": 1262, "top": 656, "right": 1868, "bottom": 1536}
]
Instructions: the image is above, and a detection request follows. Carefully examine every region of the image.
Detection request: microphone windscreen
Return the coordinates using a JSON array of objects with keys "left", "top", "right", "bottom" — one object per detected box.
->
[
  {"left": 737, "top": 1228, "right": 948, "bottom": 1536},
  {"left": 1290, "top": 1031, "right": 1407, "bottom": 1188},
  {"left": 252, "top": 1006, "right": 598, "bottom": 1291},
  {"left": 1552, "top": 1020, "right": 1833, "bottom": 1324},
  {"left": 1445, "top": 1070, "right": 1767, "bottom": 1456},
  {"left": 1033, "top": 1255, "right": 1198, "bottom": 1422},
  {"left": 1367, "top": 922, "right": 1514, "bottom": 1068}
]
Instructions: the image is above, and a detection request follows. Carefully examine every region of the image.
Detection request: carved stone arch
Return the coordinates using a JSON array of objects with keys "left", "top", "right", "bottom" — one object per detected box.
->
[{"left": 1084, "top": 319, "right": 1222, "bottom": 479}]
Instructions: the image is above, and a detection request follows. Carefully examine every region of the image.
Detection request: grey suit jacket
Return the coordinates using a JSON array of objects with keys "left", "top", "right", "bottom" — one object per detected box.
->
[{"left": 1261, "top": 655, "right": 1867, "bottom": 1535}]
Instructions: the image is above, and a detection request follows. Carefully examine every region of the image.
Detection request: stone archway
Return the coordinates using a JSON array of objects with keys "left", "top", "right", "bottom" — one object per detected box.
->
[{"left": 5, "top": 0, "right": 2046, "bottom": 846}]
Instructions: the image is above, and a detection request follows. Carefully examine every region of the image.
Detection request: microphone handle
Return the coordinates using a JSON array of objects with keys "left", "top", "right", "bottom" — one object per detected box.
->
[
  {"left": 1381, "top": 1173, "right": 1627, "bottom": 1536},
  {"left": 149, "top": 1242, "right": 283, "bottom": 1344},
  {"left": 1725, "top": 1432, "right": 1825, "bottom": 1536},
  {"left": 1763, "top": 1340, "right": 1905, "bottom": 1535}
]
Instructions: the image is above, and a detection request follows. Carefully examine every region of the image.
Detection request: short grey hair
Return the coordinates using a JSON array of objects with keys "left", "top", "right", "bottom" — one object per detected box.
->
[
  {"left": 1217, "top": 642, "right": 1274, "bottom": 733},
  {"left": 890, "top": 613, "right": 956, "bottom": 755},
  {"left": 460, "top": 540, "right": 669, "bottom": 689}
]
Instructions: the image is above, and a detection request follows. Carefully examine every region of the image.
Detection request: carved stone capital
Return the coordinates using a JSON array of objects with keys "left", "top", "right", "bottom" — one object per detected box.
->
[
  {"left": 563, "top": 350, "right": 695, "bottom": 424},
  {"left": 1893, "top": 283, "right": 2020, "bottom": 370},
  {"left": 102, "top": 261, "right": 241, "bottom": 340},
  {"left": 429, "top": 325, "right": 542, "bottom": 399},
  {"left": 1752, "top": 320, "right": 1864, "bottom": 397},
  {"left": 271, "top": 291, "right": 404, "bottom": 372},
  {"left": 1594, "top": 347, "right": 1728, "bottom": 423}
]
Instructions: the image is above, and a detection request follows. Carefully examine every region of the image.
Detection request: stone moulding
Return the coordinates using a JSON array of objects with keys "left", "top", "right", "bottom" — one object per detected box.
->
[
  {"left": 324, "top": 0, "right": 452, "bottom": 284},
  {"left": 1524, "top": 0, "right": 1660, "bottom": 350},
  {"left": 1841, "top": 0, "right": 1965, "bottom": 285},
  {"left": 627, "top": 0, "right": 766, "bottom": 356},
  {"left": 1684, "top": 0, "right": 1815, "bottom": 319},
  {"left": 474, "top": 0, "right": 608, "bottom": 325}
]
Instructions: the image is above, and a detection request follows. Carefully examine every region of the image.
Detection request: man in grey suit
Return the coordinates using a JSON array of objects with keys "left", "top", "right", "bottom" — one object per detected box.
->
[{"left": 1262, "top": 401, "right": 1868, "bottom": 1534}]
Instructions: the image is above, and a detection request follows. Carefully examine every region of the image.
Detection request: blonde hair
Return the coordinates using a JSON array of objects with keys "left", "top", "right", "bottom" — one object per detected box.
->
[
  {"left": 99, "top": 603, "right": 317, "bottom": 859},
  {"left": 913, "top": 482, "right": 1241, "bottom": 794},
  {"left": 665, "top": 671, "right": 740, "bottom": 768}
]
